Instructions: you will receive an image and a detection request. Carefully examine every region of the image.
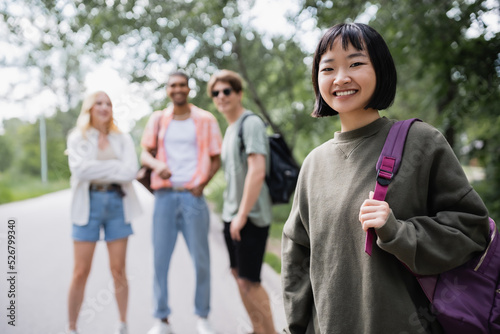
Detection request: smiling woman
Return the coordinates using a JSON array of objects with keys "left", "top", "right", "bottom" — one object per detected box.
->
[
  {"left": 66, "top": 90, "right": 142, "bottom": 334},
  {"left": 311, "top": 23, "right": 397, "bottom": 123},
  {"left": 90, "top": 93, "right": 113, "bottom": 128},
  {"left": 76, "top": 91, "right": 120, "bottom": 135},
  {"left": 281, "top": 22, "right": 491, "bottom": 334},
  {"left": 317, "top": 42, "right": 377, "bottom": 121}
]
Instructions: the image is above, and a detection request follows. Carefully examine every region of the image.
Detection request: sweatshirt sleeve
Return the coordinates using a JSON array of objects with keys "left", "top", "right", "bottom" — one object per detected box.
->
[
  {"left": 281, "top": 171, "right": 314, "bottom": 333},
  {"left": 376, "top": 123, "right": 490, "bottom": 275}
]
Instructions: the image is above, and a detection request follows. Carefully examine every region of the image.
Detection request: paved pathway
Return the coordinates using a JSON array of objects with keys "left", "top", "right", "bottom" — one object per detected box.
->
[{"left": 0, "top": 183, "right": 286, "bottom": 334}]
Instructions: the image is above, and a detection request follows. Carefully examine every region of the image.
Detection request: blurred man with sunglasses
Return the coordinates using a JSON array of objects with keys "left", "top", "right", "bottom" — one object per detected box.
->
[
  {"left": 141, "top": 71, "right": 222, "bottom": 334},
  {"left": 207, "top": 70, "right": 276, "bottom": 334}
]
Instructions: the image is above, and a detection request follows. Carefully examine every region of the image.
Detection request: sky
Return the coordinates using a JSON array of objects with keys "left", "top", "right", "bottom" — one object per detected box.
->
[{"left": 0, "top": 0, "right": 306, "bottom": 133}]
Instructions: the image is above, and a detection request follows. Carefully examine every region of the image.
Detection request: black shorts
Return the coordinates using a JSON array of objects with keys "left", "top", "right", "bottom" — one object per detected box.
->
[{"left": 223, "top": 219, "right": 269, "bottom": 283}]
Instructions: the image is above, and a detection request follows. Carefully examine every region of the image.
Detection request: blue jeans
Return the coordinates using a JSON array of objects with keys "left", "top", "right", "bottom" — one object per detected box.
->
[{"left": 152, "top": 189, "right": 211, "bottom": 319}]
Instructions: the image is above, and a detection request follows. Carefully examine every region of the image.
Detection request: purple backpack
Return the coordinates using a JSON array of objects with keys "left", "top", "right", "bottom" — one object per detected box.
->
[{"left": 365, "top": 118, "right": 500, "bottom": 333}]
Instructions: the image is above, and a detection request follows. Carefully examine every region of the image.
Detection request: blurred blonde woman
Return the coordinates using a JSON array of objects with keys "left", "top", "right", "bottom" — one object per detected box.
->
[{"left": 66, "top": 91, "right": 141, "bottom": 334}]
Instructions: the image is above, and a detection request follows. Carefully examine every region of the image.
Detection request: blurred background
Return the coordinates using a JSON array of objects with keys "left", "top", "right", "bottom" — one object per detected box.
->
[{"left": 0, "top": 0, "right": 499, "bottom": 227}]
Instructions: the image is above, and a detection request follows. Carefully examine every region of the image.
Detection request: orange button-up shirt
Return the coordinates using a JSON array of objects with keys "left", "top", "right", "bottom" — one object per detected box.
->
[{"left": 141, "top": 104, "right": 222, "bottom": 190}]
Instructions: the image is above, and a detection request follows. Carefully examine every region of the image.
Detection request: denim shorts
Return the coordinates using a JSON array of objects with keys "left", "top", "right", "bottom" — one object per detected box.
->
[
  {"left": 223, "top": 219, "right": 269, "bottom": 282},
  {"left": 72, "top": 189, "right": 133, "bottom": 242}
]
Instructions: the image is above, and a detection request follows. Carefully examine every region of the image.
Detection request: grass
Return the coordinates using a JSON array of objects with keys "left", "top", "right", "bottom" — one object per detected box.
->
[
  {"left": 264, "top": 251, "right": 282, "bottom": 274},
  {"left": 0, "top": 173, "right": 70, "bottom": 204}
]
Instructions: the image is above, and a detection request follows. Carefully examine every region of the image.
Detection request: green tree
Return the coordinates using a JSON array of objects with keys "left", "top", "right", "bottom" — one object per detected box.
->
[
  {"left": 0, "top": 135, "right": 13, "bottom": 172},
  {"left": 15, "top": 123, "right": 42, "bottom": 177},
  {"left": 1, "top": 0, "right": 87, "bottom": 185},
  {"left": 2, "top": 0, "right": 498, "bottom": 216},
  {"left": 45, "top": 108, "right": 80, "bottom": 181},
  {"left": 300, "top": 0, "right": 500, "bottom": 216},
  {"left": 1, "top": 108, "right": 78, "bottom": 181},
  {"left": 66, "top": 0, "right": 323, "bottom": 153},
  {"left": 1, "top": 0, "right": 87, "bottom": 112}
]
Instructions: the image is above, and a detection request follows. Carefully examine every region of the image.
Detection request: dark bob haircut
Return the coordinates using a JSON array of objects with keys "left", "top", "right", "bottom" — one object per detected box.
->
[{"left": 311, "top": 23, "right": 397, "bottom": 117}]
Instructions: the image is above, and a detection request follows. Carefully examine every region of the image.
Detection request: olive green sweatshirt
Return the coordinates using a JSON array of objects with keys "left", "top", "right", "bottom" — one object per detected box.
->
[{"left": 281, "top": 117, "right": 490, "bottom": 333}]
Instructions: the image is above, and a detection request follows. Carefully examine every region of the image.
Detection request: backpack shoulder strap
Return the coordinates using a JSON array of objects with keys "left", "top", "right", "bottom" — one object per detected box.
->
[
  {"left": 238, "top": 113, "right": 254, "bottom": 153},
  {"left": 238, "top": 113, "right": 265, "bottom": 153},
  {"left": 365, "top": 118, "right": 421, "bottom": 255}
]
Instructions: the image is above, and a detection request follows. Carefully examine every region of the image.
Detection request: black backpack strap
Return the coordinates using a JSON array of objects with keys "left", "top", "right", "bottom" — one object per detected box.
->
[{"left": 238, "top": 113, "right": 261, "bottom": 153}]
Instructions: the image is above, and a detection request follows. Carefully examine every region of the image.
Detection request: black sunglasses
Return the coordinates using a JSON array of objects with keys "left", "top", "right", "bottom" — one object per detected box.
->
[{"left": 211, "top": 88, "right": 232, "bottom": 97}]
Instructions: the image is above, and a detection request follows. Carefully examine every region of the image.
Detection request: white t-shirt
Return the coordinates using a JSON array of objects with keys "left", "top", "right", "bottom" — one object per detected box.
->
[{"left": 163, "top": 118, "right": 198, "bottom": 187}]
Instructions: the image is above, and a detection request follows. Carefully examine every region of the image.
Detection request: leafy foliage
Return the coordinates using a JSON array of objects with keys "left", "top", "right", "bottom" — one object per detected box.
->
[
  {"left": 66, "top": 0, "right": 323, "bottom": 153},
  {"left": 303, "top": 0, "right": 500, "bottom": 216},
  {"left": 1, "top": 109, "right": 78, "bottom": 181},
  {"left": 0, "top": 0, "right": 498, "bottom": 218},
  {"left": 0, "top": 135, "right": 13, "bottom": 172}
]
